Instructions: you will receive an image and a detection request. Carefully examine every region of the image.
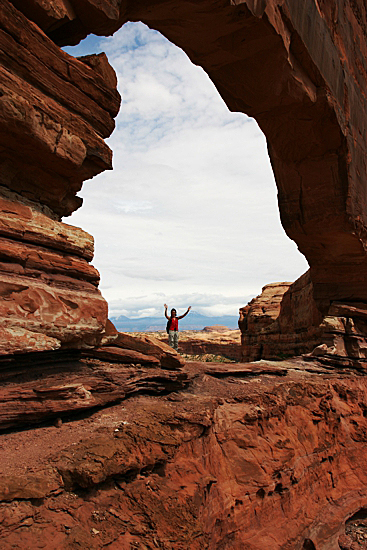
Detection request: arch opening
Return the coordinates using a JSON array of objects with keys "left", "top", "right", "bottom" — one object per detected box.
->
[
  {"left": 67, "top": 22, "right": 308, "bottom": 322},
  {"left": 2, "top": 0, "right": 367, "bottom": 362}
]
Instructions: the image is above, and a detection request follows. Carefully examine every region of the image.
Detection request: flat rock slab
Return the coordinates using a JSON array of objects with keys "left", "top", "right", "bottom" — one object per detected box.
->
[
  {"left": 0, "top": 357, "right": 188, "bottom": 430},
  {"left": 203, "top": 362, "right": 288, "bottom": 378},
  {"left": 112, "top": 332, "right": 185, "bottom": 370},
  {"left": 86, "top": 346, "right": 160, "bottom": 366}
]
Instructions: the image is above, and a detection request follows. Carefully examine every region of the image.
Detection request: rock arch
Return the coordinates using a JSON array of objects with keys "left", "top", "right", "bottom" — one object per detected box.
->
[{"left": 1, "top": 0, "right": 367, "bottom": 357}]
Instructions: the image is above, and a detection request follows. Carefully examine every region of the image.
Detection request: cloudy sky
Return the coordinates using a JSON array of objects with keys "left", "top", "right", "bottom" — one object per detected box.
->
[{"left": 64, "top": 23, "right": 308, "bottom": 319}]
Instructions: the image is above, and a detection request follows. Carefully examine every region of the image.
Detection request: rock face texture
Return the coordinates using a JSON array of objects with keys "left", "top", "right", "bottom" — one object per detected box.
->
[
  {"left": 91, "top": 328, "right": 186, "bottom": 369},
  {"left": 240, "top": 270, "right": 367, "bottom": 364},
  {"left": 1, "top": 357, "right": 367, "bottom": 549},
  {"left": 0, "top": 0, "right": 120, "bottom": 352},
  {"left": 240, "top": 273, "right": 324, "bottom": 361},
  {"left": 0, "top": 355, "right": 188, "bottom": 431},
  {"left": 0, "top": 190, "right": 108, "bottom": 353}
]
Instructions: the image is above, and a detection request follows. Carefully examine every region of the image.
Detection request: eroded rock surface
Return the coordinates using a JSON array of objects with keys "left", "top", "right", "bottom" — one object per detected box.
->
[
  {"left": 240, "top": 271, "right": 367, "bottom": 364},
  {"left": 1, "top": 358, "right": 367, "bottom": 549},
  {"left": 0, "top": 191, "right": 108, "bottom": 353},
  {"left": 0, "top": 0, "right": 121, "bottom": 352},
  {"left": 0, "top": 354, "right": 188, "bottom": 431}
]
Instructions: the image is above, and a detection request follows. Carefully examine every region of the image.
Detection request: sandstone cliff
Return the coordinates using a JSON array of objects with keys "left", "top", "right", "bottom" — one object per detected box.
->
[
  {"left": 0, "top": 0, "right": 121, "bottom": 352},
  {"left": 240, "top": 271, "right": 367, "bottom": 365}
]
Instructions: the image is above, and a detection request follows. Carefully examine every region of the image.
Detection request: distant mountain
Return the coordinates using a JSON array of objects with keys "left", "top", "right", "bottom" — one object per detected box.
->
[{"left": 109, "top": 311, "right": 239, "bottom": 332}]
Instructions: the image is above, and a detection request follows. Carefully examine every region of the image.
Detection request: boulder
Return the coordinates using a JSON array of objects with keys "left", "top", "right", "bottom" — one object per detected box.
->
[{"left": 112, "top": 332, "right": 185, "bottom": 370}]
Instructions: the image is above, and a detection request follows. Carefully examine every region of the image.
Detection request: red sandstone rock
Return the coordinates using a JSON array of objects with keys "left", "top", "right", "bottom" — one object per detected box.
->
[
  {"left": 0, "top": 475, "right": 60, "bottom": 502},
  {"left": 0, "top": 193, "right": 94, "bottom": 260},
  {"left": 239, "top": 271, "right": 367, "bottom": 363},
  {"left": 89, "top": 346, "right": 160, "bottom": 365},
  {"left": 113, "top": 332, "right": 185, "bottom": 370},
  {"left": 0, "top": 356, "right": 187, "bottom": 430},
  {"left": 0, "top": 358, "right": 366, "bottom": 548},
  {"left": 8, "top": 0, "right": 77, "bottom": 35},
  {"left": 0, "top": 173, "right": 109, "bottom": 355},
  {"left": 0, "top": 0, "right": 120, "bottom": 217},
  {"left": 0, "top": 2, "right": 367, "bottom": 548}
]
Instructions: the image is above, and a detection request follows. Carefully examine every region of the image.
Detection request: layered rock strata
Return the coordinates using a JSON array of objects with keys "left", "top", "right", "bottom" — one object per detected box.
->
[
  {"left": 1, "top": 0, "right": 120, "bottom": 217},
  {"left": 240, "top": 273, "right": 323, "bottom": 361},
  {"left": 90, "top": 328, "right": 186, "bottom": 369},
  {"left": 1, "top": 358, "right": 367, "bottom": 549},
  {"left": 0, "top": 328, "right": 187, "bottom": 431},
  {"left": 0, "top": 356, "right": 187, "bottom": 431},
  {"left": 0, "top": 190, "right": 108, "bottom": 353},
  {"left": 240, "top": 271, "right": 367, "bottom": 364},
  {"left": 0, "top": 0, "right": 120, "bottom": 352}
]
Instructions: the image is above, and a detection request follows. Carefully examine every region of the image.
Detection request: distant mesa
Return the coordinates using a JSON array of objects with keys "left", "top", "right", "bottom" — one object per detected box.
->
[{"left": 202, "top": 325, "right": 231, "bottom": 333}]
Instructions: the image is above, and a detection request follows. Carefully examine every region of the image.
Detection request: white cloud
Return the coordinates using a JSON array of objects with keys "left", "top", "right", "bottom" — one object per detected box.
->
[{"left": 67, "top": 23, "right": 309, "bottom": 318}]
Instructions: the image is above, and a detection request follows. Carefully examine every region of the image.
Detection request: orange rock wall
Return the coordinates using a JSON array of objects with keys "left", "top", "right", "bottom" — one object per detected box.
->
[
  {"left": 240, "top": 274, "right": 325, "bottom": 361},
  {"left": 0, "top": 191, "right": 108, "bottom": 353},
  {"left": 0, "top": 0, "right": 121, "bottom": 352},
  {"left": 240, "top": 271, "right": 367, "bottom": 364}
]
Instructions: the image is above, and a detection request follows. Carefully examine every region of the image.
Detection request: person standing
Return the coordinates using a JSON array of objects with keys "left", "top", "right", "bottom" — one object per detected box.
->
[{"left": 164, "top": 304, "right": 191, "bottom": 351}]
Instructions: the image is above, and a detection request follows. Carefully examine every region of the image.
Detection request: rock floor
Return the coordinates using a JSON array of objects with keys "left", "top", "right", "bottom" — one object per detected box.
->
[{"left": 1, "top": 358, "right": 367, "bottom": 549}]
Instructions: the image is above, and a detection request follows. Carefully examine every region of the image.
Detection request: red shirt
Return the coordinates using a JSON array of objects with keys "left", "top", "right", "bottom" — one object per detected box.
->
[{"left": 169, "top": 317, "right": 178, "bottom": 331}]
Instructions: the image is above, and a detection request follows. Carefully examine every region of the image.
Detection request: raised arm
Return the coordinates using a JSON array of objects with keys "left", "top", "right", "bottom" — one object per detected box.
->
[
  {"left": 177, "top": 306, "right": 191, "bottom": 320},
  {"left": 164, "top": 303, "right": 170, "bottom": 320}
]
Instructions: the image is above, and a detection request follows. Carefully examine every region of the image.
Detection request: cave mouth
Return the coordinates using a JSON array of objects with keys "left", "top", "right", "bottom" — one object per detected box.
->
[
  {"left": 65, "top": 22, "right": 309, "bottom": 321},
  {"left": 344, "top": 508, "right": 367, "bottom": 546},
  {"left": 302, "top": 539, "right": 316, "bottom": 550}
]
